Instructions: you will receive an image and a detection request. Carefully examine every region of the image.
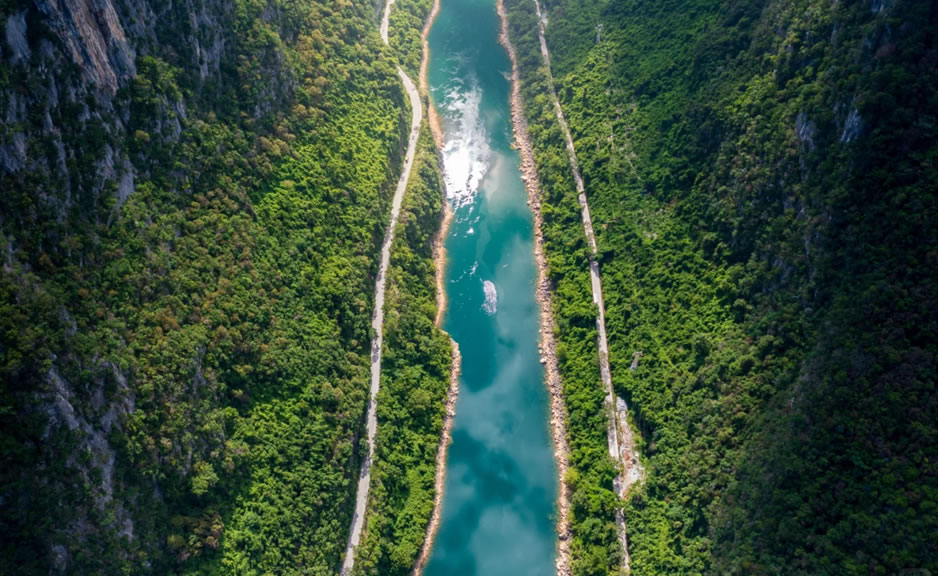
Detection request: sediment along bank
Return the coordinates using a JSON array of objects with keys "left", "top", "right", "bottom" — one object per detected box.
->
[
  {"left": 526, "top": 0, "right": 643, "bottom": 569},
  {"left": 497, "top": 0, "right": 572, "bottom": 573},
  {"left": 341, "top": 1, "right": 425, "bottom": 573},
  {"left": 419, "top": 0, "right": 561, "bottom": 574}
]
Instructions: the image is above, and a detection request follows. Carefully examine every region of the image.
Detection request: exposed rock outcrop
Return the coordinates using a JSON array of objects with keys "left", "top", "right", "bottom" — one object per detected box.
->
[{"left": 36, "top": 0, "right": 137, "bottom": 94}]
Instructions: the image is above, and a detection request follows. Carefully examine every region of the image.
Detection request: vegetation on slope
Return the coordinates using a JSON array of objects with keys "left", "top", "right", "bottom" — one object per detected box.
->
[
  {"left": 504, "top": 0, "right": 937, "bottom": 574},
  {"left": 351, "top": 0, "right": 456, "bottom": 571},
  {"left": 353, "top": 124, "right": 452, "bottom": 576},
  {"left": 1, "top": 0, "right": 446, "bottom": 574},
  {"left": 387, "top": 0, "right": 437, "bottom": 78}
]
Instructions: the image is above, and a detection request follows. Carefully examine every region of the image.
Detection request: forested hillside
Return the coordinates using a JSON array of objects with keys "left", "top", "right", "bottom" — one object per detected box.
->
[
  {"left": 503, "top": 0, "right": 937, "bottom": 574},
  {"left": 0, "top": 0, "right": 447, "bottom": 574},
  {"left": 353, "top": 123, "right": 452, "bottom": 576}
]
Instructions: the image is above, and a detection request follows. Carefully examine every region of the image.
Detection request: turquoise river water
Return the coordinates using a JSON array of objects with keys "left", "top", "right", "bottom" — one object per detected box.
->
[{"left": 424, "top": 0, "right": 558, "bottom": 574}]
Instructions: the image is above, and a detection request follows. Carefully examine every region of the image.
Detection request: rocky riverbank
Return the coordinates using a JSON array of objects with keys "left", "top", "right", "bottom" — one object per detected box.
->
[
  {"left": 420, "top": 0, "right": 444, "bottom": 151},
  {"left": 496, "top": 2, "right": 572, "bottom": 574},
  {"left": 524, "top": 0, "right": 640, "bottom": 570},
  {"left": 411, "top": 342, "right": 461, "bottom": 576},
  {"left": 417, "top": 0, "right": 463, "bottom": 572}
]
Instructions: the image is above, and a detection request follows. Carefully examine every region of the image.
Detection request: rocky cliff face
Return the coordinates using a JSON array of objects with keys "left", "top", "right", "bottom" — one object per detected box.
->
[
  {"left": 1, "top": 2, "right": 212, "bottom": 572},
  {"left": 37, "top": 0, "right": 139, "bottom": 94},
  {"left": 1, "top": 0, "right": 235, "bottom": 212},
  {"left": 1, "top": 0, "right": 377, "bottom": 573}
]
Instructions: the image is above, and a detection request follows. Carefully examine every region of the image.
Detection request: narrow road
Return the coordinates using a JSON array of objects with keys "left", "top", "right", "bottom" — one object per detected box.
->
[
  {"left": 530, "top": 0, "right": 637, "bottom": 571},
  {"left": 341, "top": 3, "right": 422, "bottom": 573},
  {"left": 380, "top": 0, "right": 395, "bottom": 44}
]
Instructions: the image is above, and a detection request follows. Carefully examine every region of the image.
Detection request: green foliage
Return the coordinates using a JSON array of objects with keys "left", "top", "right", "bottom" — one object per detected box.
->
[
  {"left": 352, "top": 124, "right": 452, "bottom": 576},
  {"left": 387, "top": 0, "right": 435, "bottom": 78},
  {"left": 504, "top": 0, "right": 937, "bottom": 574},
  {"left": 0, "top": 0, "right": 445, "bottom": 574},
  {"left": 349, "top": 4, "right": 454, "bottom": 572}
]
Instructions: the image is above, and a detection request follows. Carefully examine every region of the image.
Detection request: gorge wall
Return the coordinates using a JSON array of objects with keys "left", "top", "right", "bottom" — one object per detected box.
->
[
  {"left": 502, "top": 0, "right": 937, "bottom": 574},
  {"left": 1, "top": 0, "right": 450, "bottom": 574},
  {"left": 3, "top": 0, "right": 936, "bottom": 574}
]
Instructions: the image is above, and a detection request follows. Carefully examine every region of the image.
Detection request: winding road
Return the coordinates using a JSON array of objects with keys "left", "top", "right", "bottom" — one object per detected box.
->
[
  {"left": 340, "top": 3, "right": 423, "bottom": 574},
  {"left": 530, "top": 0, "right": 640, "bottom": 571}
]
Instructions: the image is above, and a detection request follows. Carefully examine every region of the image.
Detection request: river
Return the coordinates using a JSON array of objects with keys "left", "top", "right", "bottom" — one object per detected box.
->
[{"left": 422, "top": 0, "right": 559, "bottom": 574}]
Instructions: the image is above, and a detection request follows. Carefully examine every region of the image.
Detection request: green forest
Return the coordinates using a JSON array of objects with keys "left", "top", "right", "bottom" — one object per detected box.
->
[
  {"left": 0, "top": 0, "right": 449, "bottom": 573},
  {"left": 353, "top": 124, "right": 452, "bottom": 576},
  {"left": 2, "top": 0, "right": 937, "bottom": 574},
  {"left": 503, "top": 0, "right": 937, "bottom": 574}
]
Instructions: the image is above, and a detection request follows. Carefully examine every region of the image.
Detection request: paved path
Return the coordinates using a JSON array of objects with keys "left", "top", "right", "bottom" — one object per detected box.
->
[
  {"left": 530, "top": 0, "right": 638, "bottom": 571},
  {"left": 341, "top": 3, "right": 422, "bottom": 573},
  {"left": 380, "top": 0, "right": 395, "bottom": 44}
]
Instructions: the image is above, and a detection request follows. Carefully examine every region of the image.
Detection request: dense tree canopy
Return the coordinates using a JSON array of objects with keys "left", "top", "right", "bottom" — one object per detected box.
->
[
  {"left": 503, "top": 0, "right": 937, "bottom": 574},
  {"left": 0, "top": 0, "right": 448, "bottom": 573}
]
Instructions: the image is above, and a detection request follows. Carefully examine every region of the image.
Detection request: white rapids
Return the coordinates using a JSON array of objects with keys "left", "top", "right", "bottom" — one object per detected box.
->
[
  {"left": 440, "top": 81, "right": 491, "bottom": 209},
  {"left": 482, "top": 280, "right": 498, "bottom": 315}
]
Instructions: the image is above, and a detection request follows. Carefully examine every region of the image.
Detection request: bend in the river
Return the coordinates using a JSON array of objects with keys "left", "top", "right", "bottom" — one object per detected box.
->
[{"left": 420, "top": 0, "right": 560, "bottom": 574}]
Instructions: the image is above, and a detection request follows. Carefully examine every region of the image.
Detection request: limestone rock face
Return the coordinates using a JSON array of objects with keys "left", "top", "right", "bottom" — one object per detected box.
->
[
  {"left": 35, "top": 0, "right": 137, "bottom": 94},
  {"left": 0, "top": 1, "right": 260, "bottom": 572}
]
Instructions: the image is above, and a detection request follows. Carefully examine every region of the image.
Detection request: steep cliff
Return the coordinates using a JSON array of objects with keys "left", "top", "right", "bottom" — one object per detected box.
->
[
  {"left": 1, "top": 0, "right": 445, "bottom": 574},
  {"left": 503, "top": 0, "right": 937, "bottom": 574}
]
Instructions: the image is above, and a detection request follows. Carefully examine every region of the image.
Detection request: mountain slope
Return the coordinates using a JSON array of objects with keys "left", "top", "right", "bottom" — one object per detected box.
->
[
  {"left": 503, "top": 0, "right": 938, "bottom": 573},
  {"left": 0, "top": 0, "right": 446, "bottom": 573}
]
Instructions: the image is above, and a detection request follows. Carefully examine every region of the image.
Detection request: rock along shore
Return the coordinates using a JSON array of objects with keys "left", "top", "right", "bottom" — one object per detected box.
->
[
  {"left": 414, "top": 0, "right": 462, "bottom": 573},
  {"left": 411, "top": 341, "right": 460, "bottom": 576},
  {"left": 496, "top": 1, "right": 573, "bottom": 574}
]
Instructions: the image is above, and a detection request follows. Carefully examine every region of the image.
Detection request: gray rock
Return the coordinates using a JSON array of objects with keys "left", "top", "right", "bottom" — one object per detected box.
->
[
  {"left": 5, "top": 11, "right": 30, "bottom": 61},
  {"left": 841, "top": 106, "right": 863, "bottom": 144},
  {"left": 796, "top": 111, "right": 816, "bottom": 150},
  {"left": 35, "top": 0, "right": 137, "bottom": 94}
]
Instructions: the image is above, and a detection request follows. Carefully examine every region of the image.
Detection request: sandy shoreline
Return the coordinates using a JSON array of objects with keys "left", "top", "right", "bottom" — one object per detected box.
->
[
  {"left": 422, "top": 0, "right": 449, "bottom": 329},
  {"left": 420, "top": 0, "right": 445, "bottom": 151},
  {"left": 415, "top": 0, "right": 462, "bottom": 573},
  {"left": 432, "top": 205, "right": 451, "bottom": 328},
  {"left": 411, "top": 340, "right": 460, "bottom": 576},
  {"left": 496, "top": 1, "right": 573, "bottom": 574}
]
